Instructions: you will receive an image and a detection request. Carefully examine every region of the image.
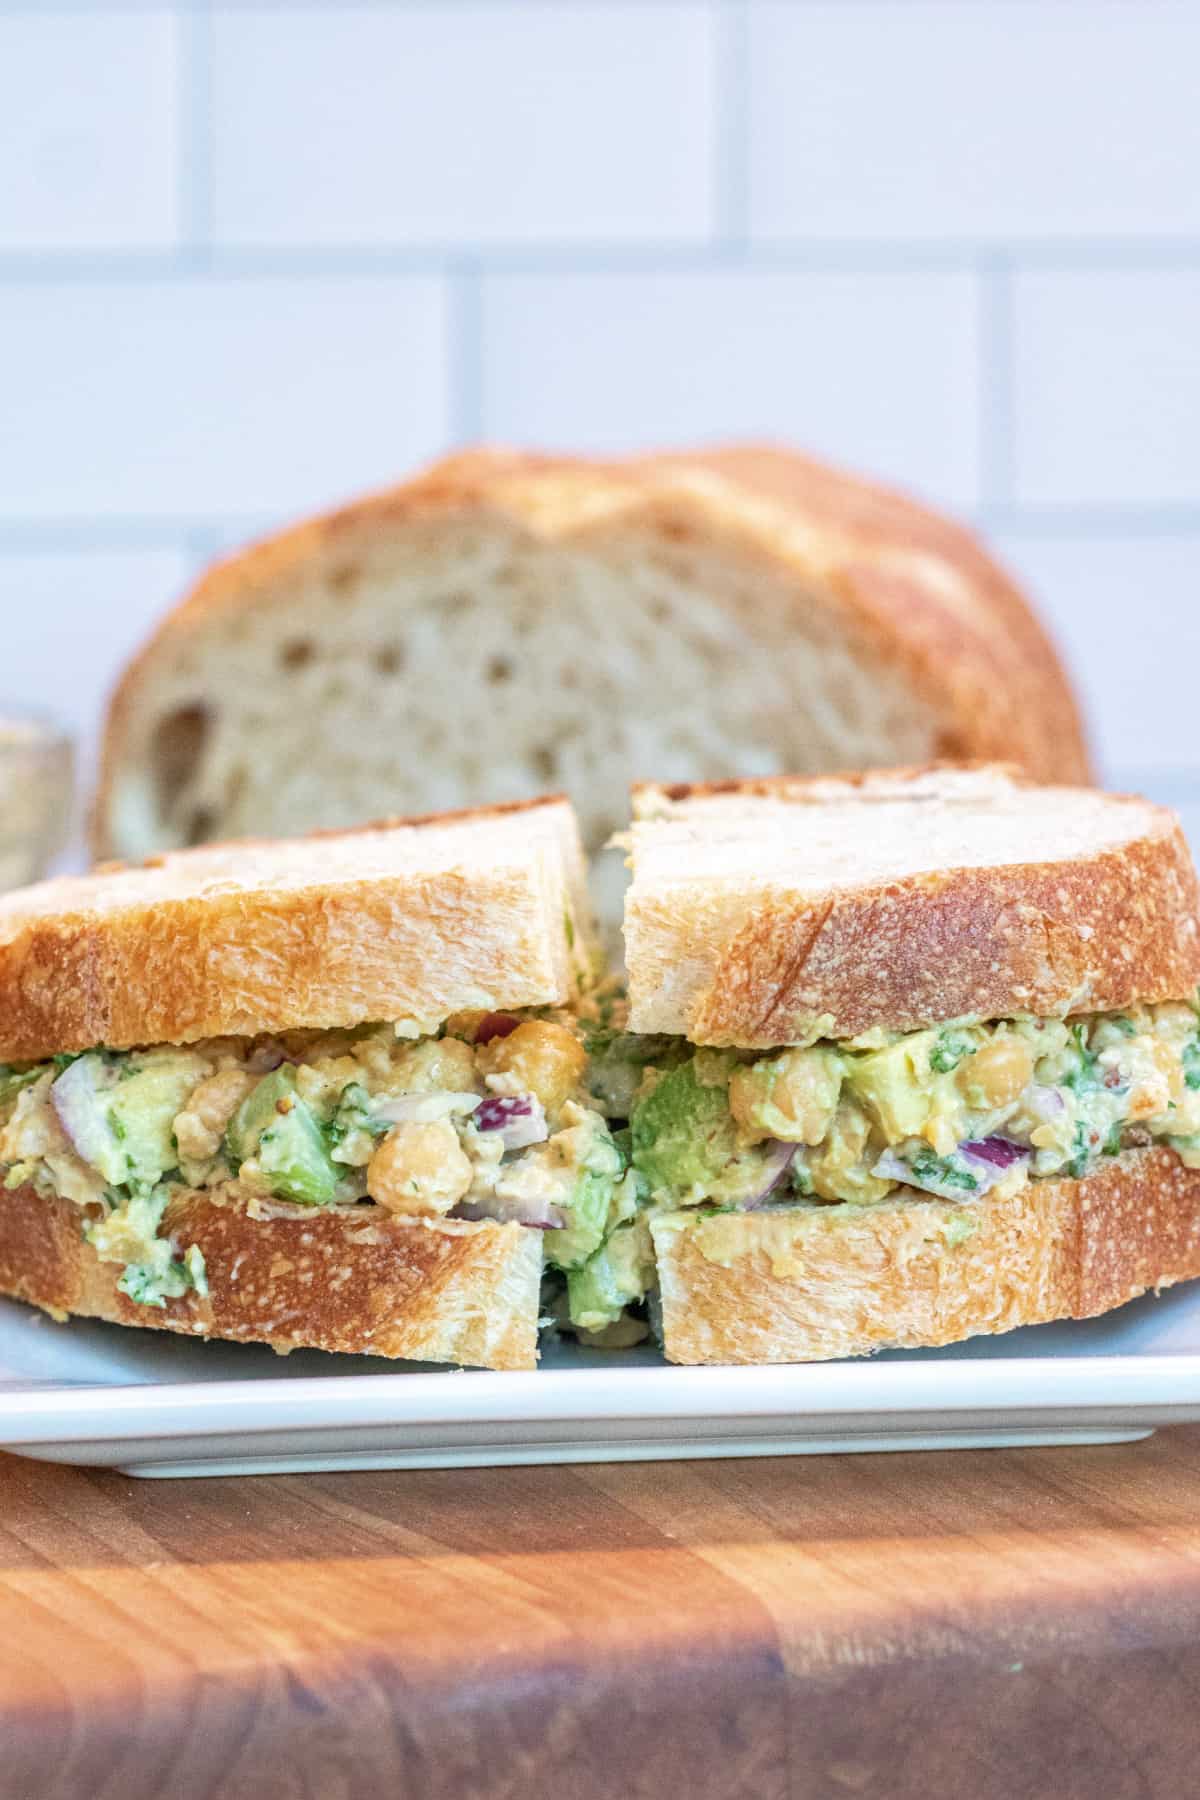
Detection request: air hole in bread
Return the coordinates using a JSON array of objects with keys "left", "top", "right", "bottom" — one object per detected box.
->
[
  {"left": 150, "top": 703, "right": 211, "bottom": 812},
  {"left": 279, "top": 639, "right": 316, "bottom": 670},
  {"left": 328, "top": 563, "right": 360, "bottom": 595},
  {"left": 487, "top": 656, "right": 513, "bottom": 684},
  {"left": 373, "top": 644, "right": 405, "bottom": 675},
  {"left": 185, "top": 803, "right": 217, "bottom": 845},
  {"left": 530, "top": 745, "right": 557, "bottom": 782}
]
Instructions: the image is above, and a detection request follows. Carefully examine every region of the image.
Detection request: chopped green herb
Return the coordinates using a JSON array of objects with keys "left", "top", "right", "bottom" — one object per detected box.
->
[
  {"left": 929, "top": 1031, "right": 976, "bottom": 1075},
  {"left": 910, "top": 1149, "right": 979, "bottom": 1193},
  {"left": 1184, "top": 1037, "right": 1200, "bottom": 1092},
  {"left": 1062, "top": 1024, "right": 1100, "bottom": 1094}
]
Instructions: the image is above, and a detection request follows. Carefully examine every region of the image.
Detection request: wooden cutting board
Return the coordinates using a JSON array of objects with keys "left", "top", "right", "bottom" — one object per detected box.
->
[{"left": 5, "top": 1428, "right": 1200, "bottom": 1799}]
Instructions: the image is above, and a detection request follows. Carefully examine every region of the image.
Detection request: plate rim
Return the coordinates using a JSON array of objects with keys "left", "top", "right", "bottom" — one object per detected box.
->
[{"left": 4, "top": 1352, "right": 1200, "bottom": 1447}]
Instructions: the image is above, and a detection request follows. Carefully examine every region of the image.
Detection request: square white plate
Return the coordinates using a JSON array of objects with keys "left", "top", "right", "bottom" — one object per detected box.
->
[{"left": 4, "top": 1284, "right": 1200, "bottom": 1476}]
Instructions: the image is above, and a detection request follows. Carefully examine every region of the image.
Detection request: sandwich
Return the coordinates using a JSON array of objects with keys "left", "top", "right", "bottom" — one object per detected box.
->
[
  {"left": 93, "top": 446, "right": 1089, "bottom": 887},
  {"left": 5, "top": 767, "right": 1199, "bottom": 1374},
  {"left": 0, "top": 798, "right": 630, "bottom": 1372},
  {"left": 602, "top": 766, "right": 1200, "bottom": 1363}
]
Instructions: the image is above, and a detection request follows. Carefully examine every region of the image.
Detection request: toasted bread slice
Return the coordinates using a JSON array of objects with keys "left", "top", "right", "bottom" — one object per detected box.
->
[
  {"left": 651, "top": 1148, "right": 1200, "bottom": 1364},
  {"left": 625, "top": 766, "right": 1200, "bottom": 1045},
  {"left": 0, "top": 1181, "right": 541, "bottom": 1370},
  {"left": 0, "top": 796, "right": 593, "bottom": 1062},
  {"left": 93, "top": 446, "right": 1089, "bottom": 872}
]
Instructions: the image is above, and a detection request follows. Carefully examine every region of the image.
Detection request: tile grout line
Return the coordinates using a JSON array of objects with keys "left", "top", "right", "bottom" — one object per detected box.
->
[
  {"left": 2, "top": 244, "right": 1200, "bottom": 282},
  {"left": 177, "top": 0, "right": 214, "bottom": 262},
  {"left": 711, "top": 0, "right": 750, "bottom": 258},
  {"left": 977, "top": 254, "right": 1015, "bottom": 512}
]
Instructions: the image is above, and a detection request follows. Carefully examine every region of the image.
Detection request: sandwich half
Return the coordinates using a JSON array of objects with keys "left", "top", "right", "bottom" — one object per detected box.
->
[
  {"left": 612, "top": 766, "right": 1200, "bottom": 1363},
  {"left": 0, "top": 798, "right": 620, "bottom": 1371}
]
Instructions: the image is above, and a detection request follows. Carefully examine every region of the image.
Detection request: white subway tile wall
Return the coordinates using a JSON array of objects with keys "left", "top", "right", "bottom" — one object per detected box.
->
[{"left": 0, "top": 0, "right": 1196, "bottom": 785}]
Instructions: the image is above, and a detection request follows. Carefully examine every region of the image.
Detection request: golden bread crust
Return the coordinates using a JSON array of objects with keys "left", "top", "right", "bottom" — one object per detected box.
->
[
  {"left": 650, "top": 1149, "right": 1200, "bottom": 1364},
  {"left": 0, "top": 1182, "right": 542, "bottom": 1370},
  {"left": 0, "top": 797, "right": 587, "bottom": 1061},
  {"left": 625, "top": 768, "right": 1200, "bottom": 1044}
]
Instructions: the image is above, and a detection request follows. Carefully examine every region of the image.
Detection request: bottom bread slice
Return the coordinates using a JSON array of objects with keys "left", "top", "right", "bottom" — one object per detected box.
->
[
  {"left": 0, "top": 1183, "right": 543, "bottom": 1371},
  {"left": 650, "top": 1147, "right": 1200, "bottom": 1364}
]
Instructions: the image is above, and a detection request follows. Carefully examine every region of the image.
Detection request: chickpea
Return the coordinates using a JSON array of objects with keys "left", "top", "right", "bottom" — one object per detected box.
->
[
  {"left": 392, "top": 1035, "right": 480, "bottom": 1095},
  {"left": 174, "top": 1067, "right": 257, "bottom": 1163},
  {"left": 478, "top": 1020, "right": 586, "bottom": 1119},
  {"left": 956, "top": 1035, "right": 1034, "bottom": 1109},
  {"left": 729, "top": 1048, "right": 842, "bottom": 1145},
  {"left": 368, "top": 1120, "right": 473, "bottom": 1217}
]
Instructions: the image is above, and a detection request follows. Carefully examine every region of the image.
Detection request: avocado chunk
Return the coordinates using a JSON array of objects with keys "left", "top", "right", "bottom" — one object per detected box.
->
[
  {"left": 567, "top": 1219, "right": 654, "bottom": 1331},
  {"left": 226, "top": 1065, "right": 339, "bottom": 1206},
  {"left": 844, "top": 1035, "right": 938, "bottom": 1140},
  {"left": 546, "top": 1115, "right": 630, "bottom": 1270},
  {"left": 631, "top": 1058, "right": 774, "bottom": 1205},
  {"left": 108, "top": 1051, "right": 210, "bottom": 1193},
  {"left": 52, "top": 1048, "right": 208, "bottom": 1194}
]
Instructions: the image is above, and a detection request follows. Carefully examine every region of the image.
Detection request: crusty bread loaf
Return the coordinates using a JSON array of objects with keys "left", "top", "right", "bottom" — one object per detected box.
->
[
  {"left": 625, "top": 767, "right": 1200, "bottom": 1045},
  {"left": 0, "top": 796, "right": 592, "bottom": 1062},
  {"left": 93, "top": 446, "right": 1090, "bottom": 872},
  {"left": 651, "top": 1147, "right": 1200, "bottom": 1364},
  {"left": 0, "top": 1181, "right": 541, "bottom": 1370}
]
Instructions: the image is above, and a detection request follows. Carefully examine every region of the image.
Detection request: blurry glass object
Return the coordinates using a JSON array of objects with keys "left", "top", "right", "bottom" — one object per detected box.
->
[{"left": 0, "top": 712, "right": 74, "bottom": 893}]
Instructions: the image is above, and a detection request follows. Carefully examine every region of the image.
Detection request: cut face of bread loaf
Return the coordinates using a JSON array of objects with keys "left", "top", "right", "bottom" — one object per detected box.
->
[
  {"left": 94, "top": 446, "right": 1090, "bottom": 873},
  {"left": 624, "top": 767, "right": 1200, "bottom": 1044}
]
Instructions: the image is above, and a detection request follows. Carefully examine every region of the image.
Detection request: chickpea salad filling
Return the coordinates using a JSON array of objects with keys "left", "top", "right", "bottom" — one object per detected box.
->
[
  {"left": 611, "top": 996, "right": 1200, "bottom": 1240},
  {"left": 4, "top": 993, "right": 1199, "bottom": 1347},
  {"left": 0, "top": 1011, "right": 639, "bottom": 1324}
]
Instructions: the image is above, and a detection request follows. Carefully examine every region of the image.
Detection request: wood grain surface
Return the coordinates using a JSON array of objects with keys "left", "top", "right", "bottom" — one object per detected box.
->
[{"left": 6, "top": 1430, "right": 1200, "bottom": 1799}]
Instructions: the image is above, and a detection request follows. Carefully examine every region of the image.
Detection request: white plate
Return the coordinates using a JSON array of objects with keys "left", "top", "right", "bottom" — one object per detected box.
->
[
  {"left": 8, "top": 771, "right": 1198, "bottom": 1478},
  {"left": 5, "top": 1284, "right": 1200, "bottom": 1476}
]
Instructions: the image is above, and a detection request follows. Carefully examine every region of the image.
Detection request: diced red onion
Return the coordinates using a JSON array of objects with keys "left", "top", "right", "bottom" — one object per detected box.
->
[
  {"left": 872, "top": 1138, "right": 1029, "bottom": 1200},
  {"left": 454, "top": 1197, "right": 564, "bottom": 1229},
  {"left": 474, "top": 1013, "right": 522, "bottom": 1045},
  {"left": 744, "top": 1139, "right": 796, "bottom": 1209},
  {"left": 51, "top": 1054, "right": 118, "bottom": 1170},
  {"left": 1026, "top": 1084, "right": 1066, "bottom": 1120},
  {"left": 473, "top": 1093, "right": 548, "bottom": 1150},
  {"left": 960, "top": 1135, "right": 1027, "bottom": 1170}
]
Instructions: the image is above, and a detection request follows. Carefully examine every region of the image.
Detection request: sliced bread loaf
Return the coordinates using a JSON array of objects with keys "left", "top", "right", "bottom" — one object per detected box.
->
[{"left": 94, "top": 446, "right": 1091, "bottom": 869}]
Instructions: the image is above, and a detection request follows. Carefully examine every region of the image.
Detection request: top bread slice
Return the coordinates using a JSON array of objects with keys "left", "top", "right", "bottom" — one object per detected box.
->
[
  {"left": 624, "top": 766, "right": 1200, "bottom": 1045},
  {"left": 0, "top": 796, "right": 592, "bottom": 1062},
  {"left": 93, "top": 445, "right": 1090, "bottom": 878}
]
